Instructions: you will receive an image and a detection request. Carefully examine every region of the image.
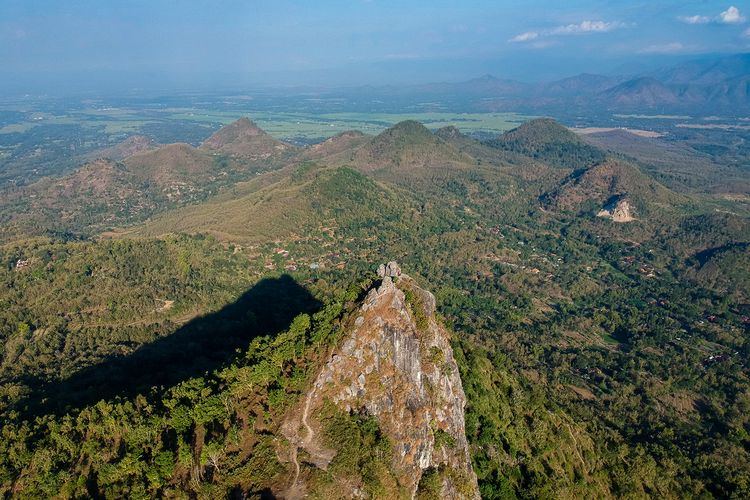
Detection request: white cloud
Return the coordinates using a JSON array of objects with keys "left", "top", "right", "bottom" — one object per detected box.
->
[
  {"left": 640, "top": 42, "right": 686, "bottom": 54},
  {"left": 509, "top": 31, "right": 539, "bottom": 43},
  {"left": 551, "top": 20, "right": 623, "bottom": 35},
  {"left": 508, "top": 19, "right": 628, "bottom": 46},
  {"left": 744, "top": 27, "right": 750, "bottom": 37},
  {"left": 719, "top": 6, "right": 745, "bottom": 24},
  {"left": 679, "top": 15, "right": 710, "bottom": 25},
  {"left": 680, "top": 6, "right": 746, "bottom": 25}
]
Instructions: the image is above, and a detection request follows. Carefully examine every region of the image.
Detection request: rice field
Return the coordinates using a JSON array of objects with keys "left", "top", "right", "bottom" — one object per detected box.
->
[
  {"left": 0, "top": 104, "right": 534, "bottom": 143},
  {"left": 165, "top": 110, "right": 535, "bottom": 139}
]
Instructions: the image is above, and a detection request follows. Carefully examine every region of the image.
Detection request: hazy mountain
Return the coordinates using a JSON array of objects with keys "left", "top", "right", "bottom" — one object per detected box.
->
[
  {"left": 543, "top": 73, "right": 624, "bottom": 96},
  {"left": 326, "top": 53, "right": 750, "bottom": 113},
  {"left": 655, "top": 53, "right": 750, "bottom": 85},
  {"left": 601, "top": 77, "right": 679, "bottom": 107}
]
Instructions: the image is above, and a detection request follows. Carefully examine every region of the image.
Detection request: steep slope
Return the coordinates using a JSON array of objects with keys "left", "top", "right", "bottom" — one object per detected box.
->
[
  {"left": 686, "top": 242, "right": 750, "bottom": 301},
  {"left": 486, "top": 118, "right": 606, "bottom": 169},
  {"left": 281, "top": 263, "right": 479, "bottom": 498},
  {"left": 200, "top": 117, "right": 294, "bottom": 159},
  {"left": 0, "top": 258, "right": 483, "bottom": 498},
  {"left": 541, "top": 159, "right": 682, "bottom": 219}
]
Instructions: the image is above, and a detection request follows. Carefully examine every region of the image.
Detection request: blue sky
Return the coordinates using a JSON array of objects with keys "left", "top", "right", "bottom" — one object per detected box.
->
[{"left": 1, "top": 0, "right": 749, "bottom": 91}]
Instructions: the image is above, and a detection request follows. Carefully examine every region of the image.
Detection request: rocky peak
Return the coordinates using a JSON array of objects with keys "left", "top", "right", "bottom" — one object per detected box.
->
[
  {"left": 282, "top": 263, "right": 479, "bottom": 499},
  {"left": 377, "top": 260, "right": 402, "bottom": 278}
]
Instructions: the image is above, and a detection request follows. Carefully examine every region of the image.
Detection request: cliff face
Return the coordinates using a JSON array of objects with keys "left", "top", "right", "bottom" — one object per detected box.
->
[{"left": 282, "top": 263, "right": 479, "bottom": 499}]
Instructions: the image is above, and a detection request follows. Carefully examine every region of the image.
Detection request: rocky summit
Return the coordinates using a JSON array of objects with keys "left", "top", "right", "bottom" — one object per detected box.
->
[{"left": 282, "top": 263, "right": 479, "bottom": 499}]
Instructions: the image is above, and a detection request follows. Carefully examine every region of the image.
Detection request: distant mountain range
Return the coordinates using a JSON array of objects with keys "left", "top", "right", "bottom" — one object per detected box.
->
[{"left": 336, "top": 53, "right": 750, "bottom": 114}]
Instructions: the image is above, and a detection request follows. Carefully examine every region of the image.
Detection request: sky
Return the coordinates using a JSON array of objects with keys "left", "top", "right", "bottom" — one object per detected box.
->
[{"left": 1, "top": 0, "right": 749, "bottom": 92}]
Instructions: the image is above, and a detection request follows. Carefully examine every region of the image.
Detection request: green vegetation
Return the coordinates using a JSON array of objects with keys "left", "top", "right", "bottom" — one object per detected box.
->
[
  {"left": 319, "top": 401, "right": 401, "bottom": 497},
  {"left": 0, "top": 116, "right": 749, "bottom": 497},
  {"left": 403, "top": 288, "right": 430, "bottom": 332},
  {"left": 487, "top": 118, "right": 606, "bottom": 169},
  {"left": 0, "top": 262, "right": 376, "bottom": 497}
]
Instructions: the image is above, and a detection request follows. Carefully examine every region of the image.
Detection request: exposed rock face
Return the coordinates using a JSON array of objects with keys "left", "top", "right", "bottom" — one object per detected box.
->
[
  {"left": 377, "top": 260, "right": 402, "bottom": 278},
  {"left": 597, "top": 197, "right": 636, "bottom": 222},
  {"left": 282, "top": 265, "right": 479, "bottom": 499}
]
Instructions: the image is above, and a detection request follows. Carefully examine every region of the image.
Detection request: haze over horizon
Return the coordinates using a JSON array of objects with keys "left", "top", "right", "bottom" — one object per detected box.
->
[{"left": 2, "top": 0, "right": 750, "bottom": 94}]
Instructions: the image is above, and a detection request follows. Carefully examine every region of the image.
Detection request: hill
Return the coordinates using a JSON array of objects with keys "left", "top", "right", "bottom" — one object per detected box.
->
[
  {"left": 0, "top": 119, "right": 299, "bottom": 240},
  {"left": 301, "top": 130, "right": 370, "bottom": 161},
  {"left": 89, "top": 135, "right": 158, "bottom": 161},
  {"left": 200, "top": 117, "right": 294, "bottom": 159},
  {"left": 282, "top": 267, "right": 479, "bottom": 498},
  {"left": 486, "top": 118, "right": 606, "bottom": 169},
  {"left": 0, "top": 159, "right": 158, "bottom": 240},
  {"left": 541, "top": 159, "right": 682, "bottom": 219},
  {"left": 124, "top": 143, "right": 215, "bottom": 187},
  {"left": 132, "top": 164, "right": 415, "bottom": 244},
  {"left": 348, "top": 120, "right": 471, "bottom": 174},
  {"left": 581, "top": 129, "right": 750, "bottom": 195}
]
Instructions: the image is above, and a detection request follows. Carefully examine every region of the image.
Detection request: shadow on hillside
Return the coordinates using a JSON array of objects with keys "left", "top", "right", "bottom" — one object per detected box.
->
[{"left": 18, "top": 274, "right": 321, "bottom": 418}]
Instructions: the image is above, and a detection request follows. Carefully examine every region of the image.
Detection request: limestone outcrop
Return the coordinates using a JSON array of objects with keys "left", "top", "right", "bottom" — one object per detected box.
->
[{"left": 282, "top": 263, "right": 479, "bottom": 499}]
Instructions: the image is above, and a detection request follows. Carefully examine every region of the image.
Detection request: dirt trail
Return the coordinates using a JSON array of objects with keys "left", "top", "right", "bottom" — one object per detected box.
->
[
  {"left": 301, "top": 389, "right": 315, "bottom": 443},
  {"left": 286, "top": 390, "right": 317, "bottom": 499}
]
